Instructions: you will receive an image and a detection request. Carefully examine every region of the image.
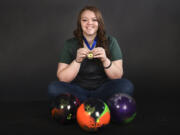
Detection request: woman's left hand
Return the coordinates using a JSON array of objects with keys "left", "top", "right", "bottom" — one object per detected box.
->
[{"left": 92, "top": 47, "right": 107, "bottom": 62}]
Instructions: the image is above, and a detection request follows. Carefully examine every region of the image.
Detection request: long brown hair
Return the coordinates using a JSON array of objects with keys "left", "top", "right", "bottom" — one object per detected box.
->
[{"left": 73, "top": 6, "right": 110, "bottom": 58}]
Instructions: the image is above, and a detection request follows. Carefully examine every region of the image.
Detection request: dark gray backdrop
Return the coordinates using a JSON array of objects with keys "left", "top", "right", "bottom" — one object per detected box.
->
[{"left": 0, "top": 0, "right": 180, "bottom": 101}]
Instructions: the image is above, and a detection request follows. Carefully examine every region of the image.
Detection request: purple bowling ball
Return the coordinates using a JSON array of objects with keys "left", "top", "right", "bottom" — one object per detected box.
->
[{"left": 107, "top": 93, "right": 136, "bottom": 124}]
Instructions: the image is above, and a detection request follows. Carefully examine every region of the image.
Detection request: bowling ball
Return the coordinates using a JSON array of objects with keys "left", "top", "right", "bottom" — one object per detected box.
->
[
  {"left": 76, "top": 98, "right": 110, "bottom": 132},
  {"left": 107, "top": 93, "right": 136, "bottom": 124},
  {"left": 50, "top": 93, "right": 80, "bottom": 124}
]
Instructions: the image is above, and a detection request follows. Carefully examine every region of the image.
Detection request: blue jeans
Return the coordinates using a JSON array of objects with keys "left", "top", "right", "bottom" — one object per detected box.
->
[{"left": 48, "top": 78, "right": 134, "bottom": 102}]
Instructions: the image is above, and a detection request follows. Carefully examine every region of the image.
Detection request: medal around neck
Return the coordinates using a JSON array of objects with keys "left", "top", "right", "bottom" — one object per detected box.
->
[
  {"left": 83, "top": 36, "right": 97, "bottom": 59},
  {"left": 87, "top": 52, "right": 93, "bottom": 59}
]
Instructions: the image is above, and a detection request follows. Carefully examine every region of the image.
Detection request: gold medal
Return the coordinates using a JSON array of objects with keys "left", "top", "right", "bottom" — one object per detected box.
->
[{"left": 87, "top": 52, "right": 93, "bottom": 59}]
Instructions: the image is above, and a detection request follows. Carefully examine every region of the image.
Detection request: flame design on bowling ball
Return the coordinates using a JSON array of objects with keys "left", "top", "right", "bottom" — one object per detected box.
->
[
  {"left": 51, "top": 93, "right": 80, "bottom": 124},
  {"left": 77, "top": 98, "right": 110, "bottom": 132}
]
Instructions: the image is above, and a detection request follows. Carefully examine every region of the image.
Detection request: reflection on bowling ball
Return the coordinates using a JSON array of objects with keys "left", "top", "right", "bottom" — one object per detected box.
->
[
  {"left": 107, "top": 93, "right": 136, "bottom": 124},
  {"left": 76, "top": 98, "right": 110, "bottom": 132},
  {"left": 50, "top": 93, "right": 80, "bottom": 124}
]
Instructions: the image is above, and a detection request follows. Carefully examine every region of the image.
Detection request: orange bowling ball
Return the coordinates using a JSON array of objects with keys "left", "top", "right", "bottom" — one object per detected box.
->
[{"left": 76, "top": 98, "right": 110, "bottom": 132}]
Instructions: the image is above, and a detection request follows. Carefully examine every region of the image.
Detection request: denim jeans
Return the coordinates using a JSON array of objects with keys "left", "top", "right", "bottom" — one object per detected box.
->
[{"left": 48, "top": 78, "right": 134, "bottom": 102}]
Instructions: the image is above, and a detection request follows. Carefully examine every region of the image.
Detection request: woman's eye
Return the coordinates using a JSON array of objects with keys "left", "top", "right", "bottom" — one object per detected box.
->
[{"left": 93, "top": 19, "right": 97, "bottom": 21}]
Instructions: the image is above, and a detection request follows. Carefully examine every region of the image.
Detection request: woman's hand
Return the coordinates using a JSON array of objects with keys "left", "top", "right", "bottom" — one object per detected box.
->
[
  {"left": 76, "top": 48, "right": 89, "bottom": 63},
  {"left": 92, "top": 47, "right": 107, "bottom": 62}
]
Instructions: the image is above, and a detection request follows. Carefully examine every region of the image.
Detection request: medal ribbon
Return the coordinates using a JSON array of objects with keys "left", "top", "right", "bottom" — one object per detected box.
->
[{"left": 83, "top": 36, "right": 97, "bottom": 50}]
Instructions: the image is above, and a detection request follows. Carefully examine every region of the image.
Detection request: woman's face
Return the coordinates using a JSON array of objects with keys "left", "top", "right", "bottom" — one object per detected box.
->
[{"left": 80, "top": 10, "right": 99, "bottom": 37}]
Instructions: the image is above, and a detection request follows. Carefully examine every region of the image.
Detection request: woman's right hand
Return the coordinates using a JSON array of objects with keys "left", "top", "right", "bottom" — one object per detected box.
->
[{"left": 75, "top": 48, "right": 89, "bottom": 63}]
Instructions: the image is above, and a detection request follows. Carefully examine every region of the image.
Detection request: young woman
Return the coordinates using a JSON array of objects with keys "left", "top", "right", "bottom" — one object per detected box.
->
[{"left": 48, "top": 6, "right": 134, "bottom": 102}]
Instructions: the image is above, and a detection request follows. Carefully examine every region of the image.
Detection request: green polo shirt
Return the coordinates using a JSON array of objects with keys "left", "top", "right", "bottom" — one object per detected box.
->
[{"left": 59, "top": 35, "right": 123, "bottom": 90}]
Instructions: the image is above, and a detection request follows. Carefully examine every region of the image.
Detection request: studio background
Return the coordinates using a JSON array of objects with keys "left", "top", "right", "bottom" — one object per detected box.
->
[
  {"left": 0, "top": 0, "right": 179, "bottom": 102},
  {"left": 1, "top": 0, "right": 180, "bottom": 134}
]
